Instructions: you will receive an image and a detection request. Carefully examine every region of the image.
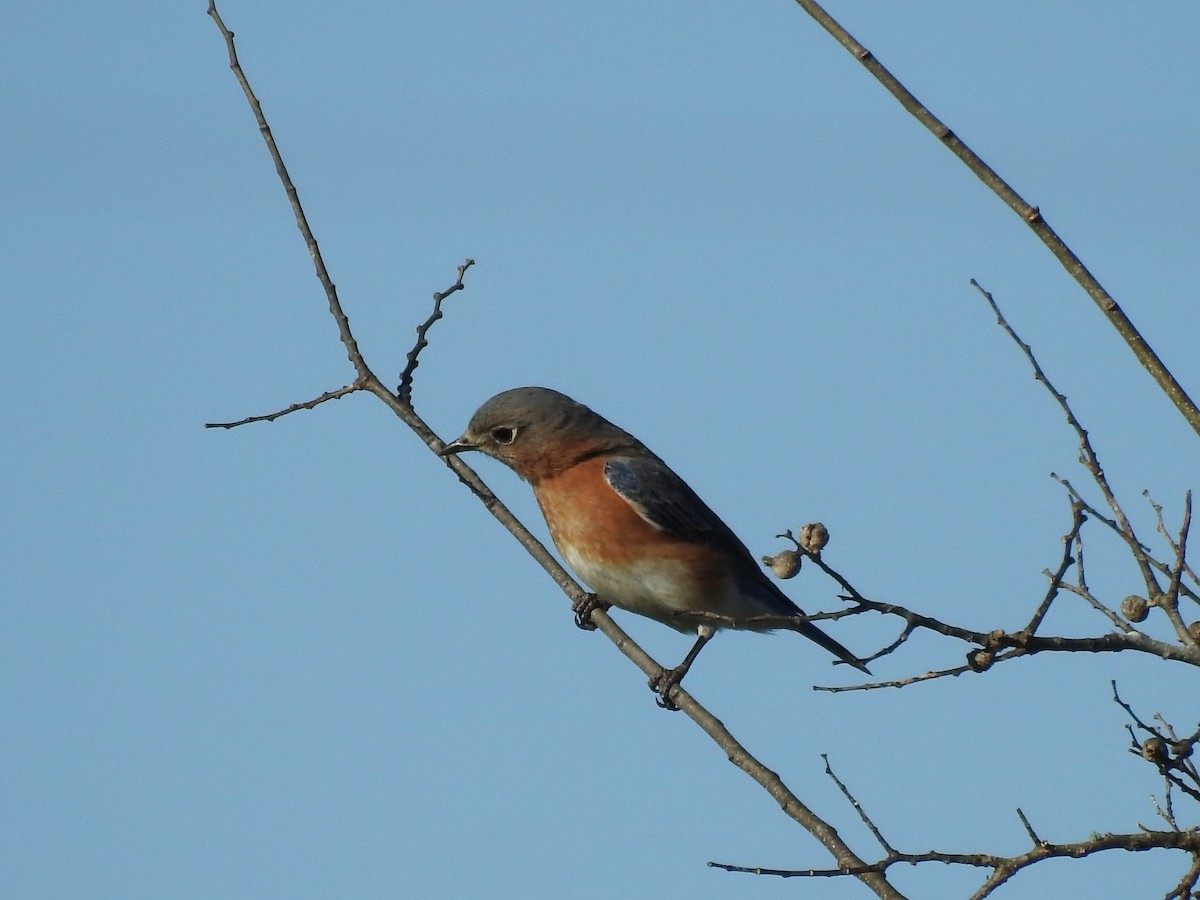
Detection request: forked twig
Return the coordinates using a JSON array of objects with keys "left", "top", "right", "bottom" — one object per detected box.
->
[{"left": 204, "top": 8, "right": 903, "bottom": 897}]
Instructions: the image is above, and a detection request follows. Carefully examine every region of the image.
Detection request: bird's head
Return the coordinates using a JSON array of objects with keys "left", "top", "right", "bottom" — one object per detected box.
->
[{"left": 440, "top": 386, "right": 636, "bottom": 481}]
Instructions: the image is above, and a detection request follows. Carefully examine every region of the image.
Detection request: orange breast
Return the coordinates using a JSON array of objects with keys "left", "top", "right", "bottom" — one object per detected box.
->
[
  {"left": 534, "top": 456, "right": 655, "bottom": 564},
  {"left": 531, "top": 456, "right": 735, "bottom": 627}
]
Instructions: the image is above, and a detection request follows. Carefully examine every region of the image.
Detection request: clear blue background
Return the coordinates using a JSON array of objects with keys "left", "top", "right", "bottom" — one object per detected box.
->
[{"left": 3, "top": 2, "right": 1198, "bottom": 898}]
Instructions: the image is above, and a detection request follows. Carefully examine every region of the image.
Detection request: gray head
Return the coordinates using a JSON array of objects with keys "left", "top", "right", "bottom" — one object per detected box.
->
[{"left": 440, "top": 387, "right": 639, "bottom": 481}]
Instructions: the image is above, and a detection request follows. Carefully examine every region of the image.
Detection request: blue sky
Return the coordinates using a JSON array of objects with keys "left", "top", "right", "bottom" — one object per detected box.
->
[{"left": 3, "top": 2, "right": 1198, "bottom": 898}]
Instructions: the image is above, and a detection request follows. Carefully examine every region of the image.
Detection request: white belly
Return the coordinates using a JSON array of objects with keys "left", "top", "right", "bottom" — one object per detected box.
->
[{"left": 562, "top": 544, "right": 740, "bottom": 631}]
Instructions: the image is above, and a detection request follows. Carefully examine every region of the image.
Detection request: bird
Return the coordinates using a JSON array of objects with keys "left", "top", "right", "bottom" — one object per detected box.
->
[{"left": 439, "top": 386, "right": 869, "bottom": 708}]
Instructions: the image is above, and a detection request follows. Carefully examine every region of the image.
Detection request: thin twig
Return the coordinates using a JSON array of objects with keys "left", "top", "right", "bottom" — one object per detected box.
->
[
  {"left": 1114, "top": 682, "right": 1200, "bottom": 804},
  {"left": 823, "top": 754, "right": 895, "bottom": 855},
  {"left": 1113, "top": 681, "right": 1158, "bottom": 736},
  {"left": 972, "top": 279, "right": 1161, "bottom": 601},
  {"left": 1016, "top": 808, "right": 1045, "bottom": 847},
  {"left": 1148, "top": 491, "right": 1200, "bottom": 595},
  {"left": 814, "top": 660, "right": 979, "bottom": 693},
  {"left": 1056, "top": 583, "right": 1132, "bottom": 632},
  {"left": 1051, "top": 521, "right": 1136, "bottom": 632},
  {"left": 1021, "top": 498, "right": 1086, "bottom": 637},
  {"left": 864, "top": 622, "right": 919, "bottom": 663},
  {"left": 207, "top": 2, "right": 372, "bottom": 385},
  {"left": 205, "top": 382, "right": 363, "bottom": 429},
  {"left": 1060, "top": 479, "right": 1200, "bottom": 607},
  {"left": 1163, "top": 493, "right": 1198, "bottom": 646},
  {"left": 397, "top": 258, "right": 475, "bottom": 406},
  {"left": 1165, "top": 854, "right": 1200, "bottom": 900},
  {"left": 799, "top": 550, "right": 1200, "bottom": 690}
]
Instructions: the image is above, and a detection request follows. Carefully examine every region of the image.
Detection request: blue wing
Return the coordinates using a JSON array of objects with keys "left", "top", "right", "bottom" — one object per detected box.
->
[
  {"left": 603, "top": 456, "right": 721, "bottom": 543},
  {"left": 605, "top": 455, "right": 867, "bottom": 670},
  {"left": 604, "top": 455, "right": 805, "bottom": 618}
]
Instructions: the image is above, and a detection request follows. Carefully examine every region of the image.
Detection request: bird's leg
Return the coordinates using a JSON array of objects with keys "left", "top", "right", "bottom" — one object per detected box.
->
[
  {"left": 650, "top": 626, "right": 714, "bottom": 710},
  {"left": 572, "top": 593, "right": 609, "bottom": 630}
]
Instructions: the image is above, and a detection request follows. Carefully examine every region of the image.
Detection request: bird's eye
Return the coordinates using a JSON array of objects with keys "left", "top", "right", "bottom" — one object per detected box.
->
[{"left": 490, "top": 426, "right": 518, "bottom": 445}]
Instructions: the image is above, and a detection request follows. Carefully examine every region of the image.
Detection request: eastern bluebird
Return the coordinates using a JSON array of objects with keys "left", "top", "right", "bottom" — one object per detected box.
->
[{"left": 440, "top": 386, "right": 869, "bottom": 708}]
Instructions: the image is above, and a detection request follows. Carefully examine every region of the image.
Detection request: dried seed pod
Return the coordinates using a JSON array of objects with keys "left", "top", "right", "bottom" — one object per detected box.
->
[
  {"left": 1120, "top": 595, "right": 1149, "bottom": 623},
  {"left": 762, "top": 550, "right": 802, "bottom": 580},
  {"left": 967, "top": 648, "right": 995, "bottom": 672},
  {"left": 1141, "top": 736, "right": 1167, "bottom": 766},
  {"left": 799, "top": 522, "right": 830, "bottom": 555}
]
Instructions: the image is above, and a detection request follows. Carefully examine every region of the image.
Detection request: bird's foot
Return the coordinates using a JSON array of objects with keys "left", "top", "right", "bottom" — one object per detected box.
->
[
  {"left": 572, "top": 593, "right": 608, "bottom": 630},
  {"left": 649, "top": 666, "right": 686, "bottom": 711}
]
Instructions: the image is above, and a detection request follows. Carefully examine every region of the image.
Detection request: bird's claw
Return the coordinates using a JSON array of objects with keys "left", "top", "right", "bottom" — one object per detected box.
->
[
  {"left": 649, "top": 667, "right": 685, "bottom": 711},
  {"left": 572, "top": 593, "right": 608, "bottom": 630}
]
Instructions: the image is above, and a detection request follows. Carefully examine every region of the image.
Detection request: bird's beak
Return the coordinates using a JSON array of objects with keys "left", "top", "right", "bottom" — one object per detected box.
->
[{"left": 438, "top": 436, "right": 478, "bottom": 456}]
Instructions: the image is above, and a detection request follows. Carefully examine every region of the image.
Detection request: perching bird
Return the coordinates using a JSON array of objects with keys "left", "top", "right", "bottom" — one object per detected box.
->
[{"left": 440, "top": 386, "right": 868, "bottom": 707}]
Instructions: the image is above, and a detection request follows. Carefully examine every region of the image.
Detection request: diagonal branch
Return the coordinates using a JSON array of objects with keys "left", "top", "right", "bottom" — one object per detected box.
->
[
  {"left": 207, "top": 1, "right": 372, "bottom": 386},
  {"left": 205, "top": 8, "right": 906, "bottom": 896},
  {"left": 972, "top": 278, "right": 1162, "bottom": 600},
  {"left": 1058, "top": 481, "right": 1200, "bottom": 609},
  {"left": 1161, "top": 492, "right": 1198, "bottom": 647},
  {"left": 397, "top": 259, "right": 474, "bottom": 406},
  {"left": 823, "top": 754, "right": 896, "bottom": 856},
  {"left": 1113, "top": 682, "right": 1200, "bottom": 804},
  {"left": 1021, "top": 497, "right": 1087, "bottom": 637},
  {"left": 790, "top": 0, "right": 1200, "bottom": 438},
  {"left": 1147, "top": 491, "right": 1200, "bottom": 599},
  {"left": 205, "top": 382, "right": 364, "bottom": 429},
  {"left": 436, "top": 454, "right": 908, "bottom": 897}
]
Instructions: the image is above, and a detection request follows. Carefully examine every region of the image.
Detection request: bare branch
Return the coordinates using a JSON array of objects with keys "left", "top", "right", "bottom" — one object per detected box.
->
[
  {"left": 207, "top": 1, "right": 373, "bottom": 385},
  {"left": 708, "top": 860, "right": 888, "bottom": 878},
  {"left": 823, "top": 754, "right": 896, "bottom": 855},
  {"left": 814, "top": 660, "right": 977, "bottom": 694},
  {"left": 397, "top": 258, "right": 475, "bottom": 406},
  {"left": 969, "top": 829, "right": 1200, "bottom": 900},
  {"left": 1021, "top": 497, "right": 1087, "bottom": 637},
  {"left": 1161, "top": 493, "right": 1198, "bottom": 646},
  {"left": 1148, "top": 491, "right": 1200, "bottom": 597},
  {"left": 207, "top": 8, "right": 1199, "bottom": 896},
  {"left": 205, "top": 382, "right": 363, "bottom": 429},
  {"left": 1113, "top": 682, "right": 1200, "bottom": 804},
  {"left": 790, "top": 0, "right": 1200, "bottom": 435},
  {"left": 1054, "top": 522, "right": 1138, "bottom": 631},
  {"left": 971, "top": 279, "right": 1161, "bottom": 600},
  {"left": 797, "top": 544, "right": 1200, "bottom": 692},
  {"left": 1016, "top": 808, "right": 1046, "bottom": 848},
  {"left": 205, "top": 10, "right": 907, "bottom": 896},
  {"left": 1061, "top": 480, "right": 1200, "bottom": 607},
  {"left": 713, "top": 827, "right": 1200, "bottom": 899},
  {"left": 1166, "top": 855, "right": 1200, "bottom": 900}
]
